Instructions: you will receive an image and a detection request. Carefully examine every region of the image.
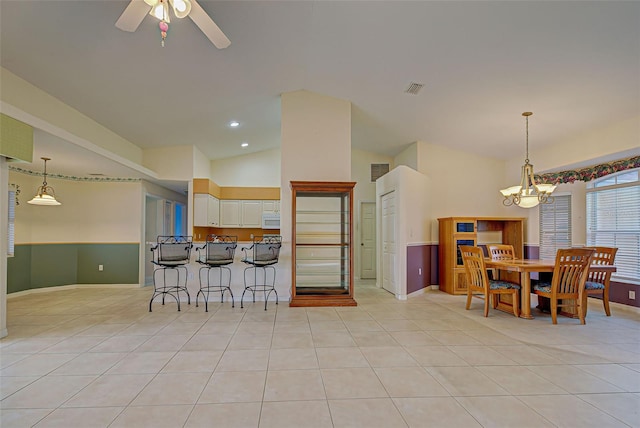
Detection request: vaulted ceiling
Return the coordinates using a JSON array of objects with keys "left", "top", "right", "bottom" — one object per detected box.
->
[{"left": 1, "top": 1, "right": 639, "bottom": 179}]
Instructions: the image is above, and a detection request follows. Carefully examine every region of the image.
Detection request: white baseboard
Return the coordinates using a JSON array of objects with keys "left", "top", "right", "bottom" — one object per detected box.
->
[{"left": 7, "top": 283, "right": 139, "bottom": 299}]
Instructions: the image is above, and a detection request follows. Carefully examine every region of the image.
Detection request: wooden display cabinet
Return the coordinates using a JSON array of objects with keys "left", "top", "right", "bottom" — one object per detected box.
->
[
  {"left": 438, "top": 217, "right": 524, "bottom": 295},
  {"left": 290, "top": 181, "right": 357, "bottom": 307}
]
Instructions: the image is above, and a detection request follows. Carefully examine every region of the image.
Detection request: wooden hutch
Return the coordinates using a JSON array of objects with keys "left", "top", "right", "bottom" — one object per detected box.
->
[{"left": 438, "top": 217, "right": 524, "bottom": 295}]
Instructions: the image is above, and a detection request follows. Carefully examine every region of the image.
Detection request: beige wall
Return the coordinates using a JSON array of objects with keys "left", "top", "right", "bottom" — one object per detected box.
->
[
  {"left": 393, "top": 143, "right": 419, "bottom": 171},
  {"left": 534, "top": 115, "right": 639, "bottom": 173},
  {"left": 210, "top": 148, "right": 281, "bottom": 187},
  {"left": 143, "top": 145, "right": 196, "bottom": 180},
  {"left": 11, "top": 173, "right": 143, "bottom": 244},
  {"left": 193, "top": 145, "right": 210, "bottom": 179},
  {"left": 351, "top": 149, "right": 394, "bottom": 204},
  {"left": 416, "top": 142, "right": 510, "bottom": 238}
]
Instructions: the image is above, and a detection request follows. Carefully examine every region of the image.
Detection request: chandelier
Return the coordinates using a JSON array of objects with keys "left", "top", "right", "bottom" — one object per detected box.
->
[
  {"left": 28, "top": 157, "right": 61, "bottom": 206},
  {"left": 145, "top": 0, "right": 192, "bottom": 46},
  {"left": 500, "top": 112, "right": 556, "bottom": 208}
]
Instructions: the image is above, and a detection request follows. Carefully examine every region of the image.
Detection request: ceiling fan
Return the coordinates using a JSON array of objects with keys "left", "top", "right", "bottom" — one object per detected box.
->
[{"left": 115, "top": 0, "right": 230, "bottom": 49}]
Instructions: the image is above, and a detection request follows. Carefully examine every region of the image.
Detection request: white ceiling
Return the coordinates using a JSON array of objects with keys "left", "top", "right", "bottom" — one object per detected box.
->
[{"left": 1, "top": 1, "right": 639, "bottom": 182}]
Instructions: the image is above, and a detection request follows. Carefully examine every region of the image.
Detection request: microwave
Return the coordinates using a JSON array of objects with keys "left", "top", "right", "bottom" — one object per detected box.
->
[{"left": 262, "top": 213, "right": 280, "bottom": 229}]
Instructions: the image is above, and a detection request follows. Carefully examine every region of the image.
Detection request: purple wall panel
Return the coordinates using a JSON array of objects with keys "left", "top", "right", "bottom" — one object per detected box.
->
[
  {"left": 406, "top": 245, "right": 436, "bottom": 294},
  {"left": 605, "top": 281, "right": 640, "bottom": 308}
]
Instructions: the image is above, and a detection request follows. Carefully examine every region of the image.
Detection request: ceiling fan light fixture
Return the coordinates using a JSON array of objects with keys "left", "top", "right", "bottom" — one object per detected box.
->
[
  {"left": 116, "top": 0, "right": 231, "bottom": 49},
  {"left": 170, "top": 0, "right": 191, "bottom": 18},
  {"left": 150, "top": 0, "right": 170, "bottom": 22}
]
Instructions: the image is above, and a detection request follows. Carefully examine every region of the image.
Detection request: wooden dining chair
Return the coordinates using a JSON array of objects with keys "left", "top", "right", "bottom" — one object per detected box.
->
[
  {"left": 532, "top": 248, "right": 594, "bottom": 324},
  {"left": 460, "top": 245, "right": 520, "bottom": 317},
  {"left": 584, "top": 246, "right": 617, "bottom": 316},
  {"left": 488, "top": 244, "right": 515, "bottom": 260},
  {"left": 488, "top": 244, "right": 515, "bottom": 281}
]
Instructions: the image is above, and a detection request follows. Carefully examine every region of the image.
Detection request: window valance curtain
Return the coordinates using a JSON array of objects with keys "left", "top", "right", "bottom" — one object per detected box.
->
[{"left": 535, "top": 155, "right": 640, "bottom": 184}]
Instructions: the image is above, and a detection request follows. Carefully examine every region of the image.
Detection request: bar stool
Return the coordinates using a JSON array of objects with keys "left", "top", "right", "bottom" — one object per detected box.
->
[
  {"left": 241, "top": 235, "right": 282, "bottom": 310},
  {"left": 195, "top": 235, "right": 237, "bottom": 311},
  {"left": 149, "top": 235, "right": 193, "bottom": 312}
]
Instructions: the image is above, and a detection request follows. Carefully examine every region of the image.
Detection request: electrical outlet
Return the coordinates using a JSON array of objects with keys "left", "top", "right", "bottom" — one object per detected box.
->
[
  {"left": 98, "top": 264, "right": 103, "bottom": 271},
  {"left": 418, "top": 268, "right": 422, "bottom": 275},
  {"left": 630, "top": 290, "right": 636, "bottom": 300}
]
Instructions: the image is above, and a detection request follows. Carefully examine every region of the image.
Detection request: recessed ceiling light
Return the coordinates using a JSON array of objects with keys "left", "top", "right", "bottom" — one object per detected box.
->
[
  {"left": 241, "top": 142, "right": 249, "bottom": 148},
  {"left": 229, "top": 121, "right": 240, "bottom": 128}
]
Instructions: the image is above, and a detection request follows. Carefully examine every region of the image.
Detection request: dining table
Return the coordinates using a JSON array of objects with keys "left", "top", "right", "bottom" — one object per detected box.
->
[
  {"left": 484, "top": 258, "right": 616, "bottom": 319},
  {"left": 484, "top": 258, "right": 554, "bottom": 319}
]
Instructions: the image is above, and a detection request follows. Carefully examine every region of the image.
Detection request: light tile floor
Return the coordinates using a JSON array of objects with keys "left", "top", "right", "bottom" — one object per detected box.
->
[{"left": 1, "top": 282, "right": 639, "bottom": 427}]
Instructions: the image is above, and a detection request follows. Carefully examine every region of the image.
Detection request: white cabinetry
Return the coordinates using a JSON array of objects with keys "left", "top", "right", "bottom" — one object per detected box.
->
[
  {"left": 262, "top": 200, "right": 280, "bottom": 213},
  {"left": 241, "top": 200, "right": 263, "bottom": 227},
  {"left": 194, "top": 194, "right": 220, "bottom": 227},
  {"left": 220, "top": 200, "right": 263, "bottom": 228}
]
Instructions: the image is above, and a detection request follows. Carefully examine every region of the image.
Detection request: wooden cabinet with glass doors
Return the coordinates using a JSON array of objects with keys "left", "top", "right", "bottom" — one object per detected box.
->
[
  {"left": 290, "top": 181, "right": 357, "bottom": 307},
  {"left": 438, "top": 217, "right": 524, "bottom": 295}
]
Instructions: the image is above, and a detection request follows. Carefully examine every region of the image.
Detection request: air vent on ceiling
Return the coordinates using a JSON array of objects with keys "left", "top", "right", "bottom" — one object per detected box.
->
[
  {"left": 404, "top": 82, "right": 425, "bottom": 95},
  {"left": 371, "top": 163, "right": 390, "bottom": 182}
]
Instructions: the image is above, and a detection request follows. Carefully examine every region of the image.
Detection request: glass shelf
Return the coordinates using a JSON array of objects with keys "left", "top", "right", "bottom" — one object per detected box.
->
[{"left": 290, "top": 181, "right": 356, "bottom": 307}]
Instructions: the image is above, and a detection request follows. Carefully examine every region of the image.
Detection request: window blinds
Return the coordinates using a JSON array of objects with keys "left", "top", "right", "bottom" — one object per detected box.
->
[
  {"left": 8, "top": 188, "right": 15, "bottom": 256},
  {"left": 539, "top": 194, "right": 572, "bottom": 260},
  {"left": 587, "top": 182, "right": 640, "bottom": 282}
]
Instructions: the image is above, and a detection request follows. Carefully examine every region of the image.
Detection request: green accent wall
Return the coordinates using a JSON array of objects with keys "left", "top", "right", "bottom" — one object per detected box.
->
[
  {"left": 7, "top": 243, "right": 139, "bottom": 293},
  {"left": 0, "top": 113, "right": 33, "bottom": 162}
]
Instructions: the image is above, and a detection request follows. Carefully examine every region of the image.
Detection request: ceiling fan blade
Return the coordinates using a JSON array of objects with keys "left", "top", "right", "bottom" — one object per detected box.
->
[
  {"left": 115, "top": 0, "right": 152, "bottom": 32},
  {"left": 189, "top": 0, "right": 231, "bottom": 49}
]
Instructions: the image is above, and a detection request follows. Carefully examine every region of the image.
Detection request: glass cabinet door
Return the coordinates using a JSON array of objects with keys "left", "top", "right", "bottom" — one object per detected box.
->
[
  {"left": 290, "top": 182, "right": 357, "bottom": 307},
  {"left": 295, "top": 193, "right": 349, "bottom": 294}
]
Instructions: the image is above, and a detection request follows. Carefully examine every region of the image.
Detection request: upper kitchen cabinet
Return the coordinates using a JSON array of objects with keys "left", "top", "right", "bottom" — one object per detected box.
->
[
  {"left": 220, "top": 200, "right": 263, "bottom": 228},
  {"left": 193, "top": 194, "right": 220, "bottom": 227},
  {"left": 262, "top": 200, "right": 280, "bottom": 214}
]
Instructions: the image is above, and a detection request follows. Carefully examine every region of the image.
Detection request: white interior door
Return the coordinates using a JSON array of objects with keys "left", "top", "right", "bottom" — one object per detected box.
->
[
  {"left": 381, "top": 192, "right": 397, "bottom": 294},
  {"left": 360, "top": 202, "right": 376, "bottom": 279}
]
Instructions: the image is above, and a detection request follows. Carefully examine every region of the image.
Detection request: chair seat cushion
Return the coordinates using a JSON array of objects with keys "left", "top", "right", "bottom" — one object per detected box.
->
[
  {"left": 204, "top": 259, "right": 233, "bottom": 266},
  {"left": 489, "top": 280, "right": 521, "bottom": 290},
  {"left": 533, "top": 282, "right": 551, "bottom": 293},
  {"left": 153, "top": 260, "right": 188, "bottom": 267},
  {"left": 585, "top": 281, "right": 605, "bottom": 290}
]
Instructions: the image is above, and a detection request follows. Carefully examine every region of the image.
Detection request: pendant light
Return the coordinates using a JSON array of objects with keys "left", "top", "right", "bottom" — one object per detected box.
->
[
  {"left": 28, "top": 157, "right": 61, "bottom": 206},
  {"left": 500, "top": 112, "right": 556, "bottom": 208}
]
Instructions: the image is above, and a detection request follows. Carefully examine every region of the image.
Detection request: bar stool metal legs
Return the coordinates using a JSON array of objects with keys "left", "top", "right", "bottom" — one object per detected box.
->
[
  {"left": 149, "top": 265, "right": 190, "bottom": 312},
  {"left": 197, "top": 265, "right": 235, "bottom": 311},
  {"left": 241, "top": 265, "right": 279, "bottom": 311}
]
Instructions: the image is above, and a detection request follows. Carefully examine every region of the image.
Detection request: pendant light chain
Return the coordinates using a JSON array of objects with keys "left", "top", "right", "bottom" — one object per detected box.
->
[
  {"left": 524, "top": 114, "right": 530, "bottom": 164},
  {"left": 42, "top": 157, "right": 49, "bottom": 187}
]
